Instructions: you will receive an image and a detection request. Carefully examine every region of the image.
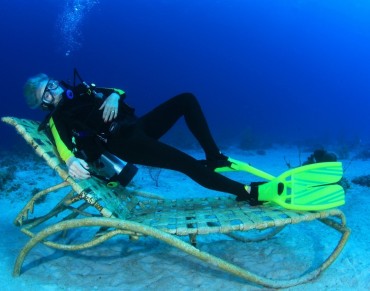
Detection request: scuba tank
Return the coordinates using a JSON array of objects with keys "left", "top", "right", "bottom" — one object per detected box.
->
[
  {"left": 77, "top": 149, "right": 138, "bottom": 188},
  {"left": 98, "top": 152, "right": 138, "bottom": 187}
]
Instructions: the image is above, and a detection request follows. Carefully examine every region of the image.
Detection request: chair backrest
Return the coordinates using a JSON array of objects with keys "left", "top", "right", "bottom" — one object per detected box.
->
[{"left": 2, "top": 116, "right": 137, "bottom": 219}]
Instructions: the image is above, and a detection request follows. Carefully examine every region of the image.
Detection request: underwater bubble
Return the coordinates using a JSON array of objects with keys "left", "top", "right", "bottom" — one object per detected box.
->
[{"left": 56, "top": 0, "right": 100, "bottom": 56}]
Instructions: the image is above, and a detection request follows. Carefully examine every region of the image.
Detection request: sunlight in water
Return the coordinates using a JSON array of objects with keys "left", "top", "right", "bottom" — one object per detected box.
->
[{"left": 57, "top": 0, "right": 99, "bottom": 56}]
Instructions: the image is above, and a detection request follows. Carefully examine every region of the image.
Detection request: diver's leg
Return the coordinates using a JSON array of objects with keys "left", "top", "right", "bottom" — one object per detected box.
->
[
  {"left": 137, "top": 93, "right": 223, "bottom": 160},
  {"left": 106, "top": 133, "right": 252, "bottom": 201}
]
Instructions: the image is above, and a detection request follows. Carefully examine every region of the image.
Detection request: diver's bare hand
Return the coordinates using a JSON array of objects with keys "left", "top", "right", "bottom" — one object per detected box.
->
[
  {"left": 100, "top": 92, "right": 120, "bottom": 122},
  {"left": 66, "top": 156, "right": 90, "bottom": 179}
]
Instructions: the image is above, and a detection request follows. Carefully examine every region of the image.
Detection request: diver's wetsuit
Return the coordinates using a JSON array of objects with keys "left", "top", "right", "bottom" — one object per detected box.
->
[
  {"left": 106, "top": 93, "right": 247, "bottom": 198},
  {"left": 50, "top": 87, "right": 247, "bottom": 199}
]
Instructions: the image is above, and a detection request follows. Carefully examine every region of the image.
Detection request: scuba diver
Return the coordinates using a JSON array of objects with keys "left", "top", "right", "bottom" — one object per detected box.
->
[{"left": 24, "top": 70, "right": 262, "bottom": 205}]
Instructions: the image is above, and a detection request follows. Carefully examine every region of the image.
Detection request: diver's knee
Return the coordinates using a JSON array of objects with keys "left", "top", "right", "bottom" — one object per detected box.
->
[{"left": 176, "top": 92, "right": 198, "bottom": 105}]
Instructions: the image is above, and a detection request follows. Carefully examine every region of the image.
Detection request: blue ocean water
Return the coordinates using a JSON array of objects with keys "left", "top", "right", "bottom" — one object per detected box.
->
[{"left": 1, "top": 0, "right": 369, "bottom": 151}]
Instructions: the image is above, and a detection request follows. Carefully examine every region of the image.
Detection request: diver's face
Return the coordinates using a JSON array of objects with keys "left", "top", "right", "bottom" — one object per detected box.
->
[{"left": 37, "top": 79, "right": 64, "bottom": 108}]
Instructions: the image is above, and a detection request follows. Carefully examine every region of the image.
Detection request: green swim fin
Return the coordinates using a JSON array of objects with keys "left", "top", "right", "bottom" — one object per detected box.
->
[
  {"left": 215, "top": 158, "right": 345, "bottom": 211},
  {"left": 258, "top": 162, "right": 345, "bottom": 210}
]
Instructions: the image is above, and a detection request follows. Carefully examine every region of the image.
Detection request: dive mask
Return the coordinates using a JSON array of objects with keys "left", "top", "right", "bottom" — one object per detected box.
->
[{"left": 40, "top": 79, "right": 74, "bottom": 111}]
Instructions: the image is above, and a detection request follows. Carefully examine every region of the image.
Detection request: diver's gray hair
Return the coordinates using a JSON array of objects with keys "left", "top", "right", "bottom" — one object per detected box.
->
[{"left": 24, "top": 73, "right": 49, "bottom": 109}]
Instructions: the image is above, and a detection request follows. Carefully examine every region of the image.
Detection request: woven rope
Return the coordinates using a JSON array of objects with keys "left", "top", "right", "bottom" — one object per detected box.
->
[{"left": 132, "top": 196, "right": 343, "bottom": 235}]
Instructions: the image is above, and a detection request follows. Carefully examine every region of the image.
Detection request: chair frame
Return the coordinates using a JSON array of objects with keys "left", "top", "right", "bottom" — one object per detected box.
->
[{"left": 3, "top": 117, "right": 351, "bottom": 288}]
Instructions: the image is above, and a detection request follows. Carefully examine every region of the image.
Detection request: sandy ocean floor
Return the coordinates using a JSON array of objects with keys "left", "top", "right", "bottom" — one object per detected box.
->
[{"left": 0, "top": 146, "right": 369, "bottom": 290}]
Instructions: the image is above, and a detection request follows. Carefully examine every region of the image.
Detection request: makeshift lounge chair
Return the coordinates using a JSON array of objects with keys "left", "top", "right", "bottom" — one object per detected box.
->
[{"left": 2, "top": 116, "right": 351, "bottom": 289}]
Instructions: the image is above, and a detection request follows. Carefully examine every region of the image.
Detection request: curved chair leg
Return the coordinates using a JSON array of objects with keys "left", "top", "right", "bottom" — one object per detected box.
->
[{"left": 13, "top": 217, "right": 350, "bottom": 289}]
